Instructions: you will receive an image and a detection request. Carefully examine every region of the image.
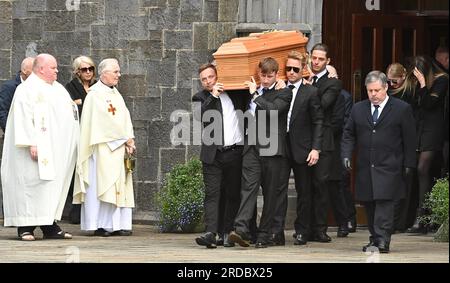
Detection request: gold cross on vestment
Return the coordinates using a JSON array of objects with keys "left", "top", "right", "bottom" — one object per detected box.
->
[
  {"left": 108, "top": 104, "right": 116, "bottom": 115},
  {"left": 42, "top": 159, "right": 49, "bottom": 166}
]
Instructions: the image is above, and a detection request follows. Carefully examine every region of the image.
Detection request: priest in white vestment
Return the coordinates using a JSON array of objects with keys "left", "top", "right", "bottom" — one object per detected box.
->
[
  {"left": 1, "top": 54, "right": 79, "bottom": 241},
  {"left": 73, "top": 58, "right": 136, "bottom": 237}
]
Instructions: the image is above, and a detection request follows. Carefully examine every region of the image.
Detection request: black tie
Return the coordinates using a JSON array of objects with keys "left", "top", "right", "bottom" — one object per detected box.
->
[
  {"left": 312, "top": 76, "right": 318, "bottom": 85},
  {"left": 288, "top": 85, "right": 295, "bottom": 90},
  {"left": 373, "top": 105, "right": 380, "bottom": 124},
  {"left": 262, "top": 88, "right": 269, "bottom": 95}
]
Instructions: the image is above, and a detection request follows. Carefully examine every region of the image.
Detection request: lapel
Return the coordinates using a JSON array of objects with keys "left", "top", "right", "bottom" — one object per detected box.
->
[
  {"left": 290, "top": 84, "right": 306, "bottom": 126},
  {"left": 314, "top": 71, "right": 329, "bottom": 88},
  {"left": 365, "top": 98, "right": 392, "bottom": 127},
  {"left": 375, "top": 97, "right": 392, "bottom": 126},
  {"left": 366, "top": 100, "right": 373, "bottom": 125},
  {"left": 205, "top": 90, "right": 222, "bottom": 113}
]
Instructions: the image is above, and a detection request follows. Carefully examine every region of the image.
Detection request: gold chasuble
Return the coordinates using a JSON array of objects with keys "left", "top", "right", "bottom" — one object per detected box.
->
[{"left": 73, "top": 81, "right": 135, "bottom": 207}]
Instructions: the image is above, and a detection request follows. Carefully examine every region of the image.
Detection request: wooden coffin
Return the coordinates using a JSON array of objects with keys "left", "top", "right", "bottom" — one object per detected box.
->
[{"left": 213, "top": 30, "right": 309, "bottom": 90}]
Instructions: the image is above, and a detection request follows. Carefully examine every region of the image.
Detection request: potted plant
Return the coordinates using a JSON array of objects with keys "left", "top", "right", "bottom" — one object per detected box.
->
[
  {"left": 156, "top": 158, "right": 205, "bottom": 233},
  {"left": 421, "top": 177, "right": 449, "bottom": 242}
]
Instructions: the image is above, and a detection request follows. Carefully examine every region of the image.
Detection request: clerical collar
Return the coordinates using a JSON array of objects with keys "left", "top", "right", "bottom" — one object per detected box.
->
[{"left": 100, "top": 80, "right": 115, "bottom": 89}]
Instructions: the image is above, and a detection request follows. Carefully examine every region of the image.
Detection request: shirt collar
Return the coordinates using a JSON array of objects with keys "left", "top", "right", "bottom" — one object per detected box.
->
[
  {"left": 258, "top": 82, "right": 276, "bottom": 94},
  {"left": 314, "top": 69, "right": 328, "bottom": 80},
  {"left": 373, "top": 95, "right": 389, "bottom": 110}
]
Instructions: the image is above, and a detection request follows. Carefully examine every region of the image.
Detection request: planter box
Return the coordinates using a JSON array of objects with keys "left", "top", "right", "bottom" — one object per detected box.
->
[{"left": 213, "top": 30, "right": 309, "bottom": 90}]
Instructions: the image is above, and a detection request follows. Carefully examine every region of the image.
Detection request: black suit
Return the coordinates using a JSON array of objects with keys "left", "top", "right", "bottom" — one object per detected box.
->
[
  {"left": 234, "top": 86, "right": 292, "bottom": 243},
  {"left": 342, "top": 97, "right": 416, "bottom": 247},
  {"left": 273, "top": 82, "right": 323, "bottom": 237},
  {"left": 311, "top": 74, "right": 342, "bottom": 234},
  {"left": 192, "top": 90, "right": 247, "bottom": 235}
]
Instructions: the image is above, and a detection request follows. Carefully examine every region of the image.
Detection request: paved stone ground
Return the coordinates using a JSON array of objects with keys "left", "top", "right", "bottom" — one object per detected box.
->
[{"left": 0, "top": 221, "right": 447, "bottom": 263}]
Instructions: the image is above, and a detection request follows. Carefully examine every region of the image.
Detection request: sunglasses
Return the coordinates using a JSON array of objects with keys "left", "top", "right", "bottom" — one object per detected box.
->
[
  {"left": 285, "top": 66, "right": 301, "bottom": 73},
  {"left": 387, "top": 79, "right": 399, "bottom": 84},
  {"left": 79, "top": 66, "right": 95, "bottom": 73}
]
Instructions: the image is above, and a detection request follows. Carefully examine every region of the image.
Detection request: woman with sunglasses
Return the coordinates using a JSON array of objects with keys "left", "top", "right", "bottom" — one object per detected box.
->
[
  {"left": 64, "top": 55, "right": 97, "bottom": 224},
  {"left": 66, "top": 56, "right": 97, "bottom": 119},
  {"left": 386, "top": 63, "right": 407, "bottom": 93}
]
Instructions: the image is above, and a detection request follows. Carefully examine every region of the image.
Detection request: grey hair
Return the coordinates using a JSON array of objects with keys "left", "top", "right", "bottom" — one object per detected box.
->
[
  {"left": 98, "top": 58, "right": 119, "bottom": 75},
  {"left": 365, "top": 71, "right": 388, "bottom": 88}
]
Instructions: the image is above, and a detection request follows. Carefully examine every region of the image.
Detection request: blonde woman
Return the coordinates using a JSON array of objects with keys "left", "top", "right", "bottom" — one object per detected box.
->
[
  {"left": 65, "top": 55, "right": 97, "bottom": 224},
  {"left": 65, "top": 56, "right": 97, "bottom": 118}
]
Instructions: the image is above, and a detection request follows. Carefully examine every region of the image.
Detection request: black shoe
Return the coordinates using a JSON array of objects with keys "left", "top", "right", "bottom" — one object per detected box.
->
[
  {"left": 195, "top": 232, "right": 217, "bottom": 249},
  {"left": 311, "top": 232, "right": 332, "bottom": 242},
  {"left": 223, "top": 233, "right": 235, "bottom": 247},
  {"left": 216, "top": 233, "right": 224, "bottom": 246},
  {"left": 294, "top": 234, "right": 308, "bottom": 245},
  {"left": 406, "top": 223, "right": 428, "bottom": 234},
  {"left": 270, "top": 232, "right": 285, "bottom": 246},
  {"left": 377, "top": 240, "right": 390, "bottom": 253},
  {"left": 348, "top": 218, "right": 357, "bottom": 233},
  {"left": 362, "top": 240, "right": 377, "bottom": 252},
  {"left": 111, "top": 230, "right": 132, "bottom": 236},
  {"left": 228, "top": 231, "right": 250, "bottom": 247},
  {"left": 255, "top": 241, "right": 268, "bottom": 248},
  {"left": 337, "top": 225, "right": 349, "bottom": 238},
  {"left": 93, "top": 228, "right": 111, "bottom": 237}
]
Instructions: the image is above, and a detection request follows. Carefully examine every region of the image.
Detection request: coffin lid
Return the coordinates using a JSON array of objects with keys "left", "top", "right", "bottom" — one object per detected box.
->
[
  {"left": 213, "top": 30, "right": 308, "bottom": 58},
  {"left": 213, "top": 30, "right": 309, "bottom": 90}
]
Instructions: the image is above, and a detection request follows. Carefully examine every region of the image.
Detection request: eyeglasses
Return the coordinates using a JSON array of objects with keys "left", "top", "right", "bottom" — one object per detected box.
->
[
  {"left": 387, "top": 79, "right": 400, "bottom": 85},
  {"left": 79, "top": 66, "right": 95, "bottom": 73},
  {"left": 285, "top": 66, "right": 301, "bottom": 73}
]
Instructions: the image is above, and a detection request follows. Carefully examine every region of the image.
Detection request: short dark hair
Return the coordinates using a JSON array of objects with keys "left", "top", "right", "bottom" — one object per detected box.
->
[
  {"left": 311, "top": 43, "right": 330, "bottom": 58},
  {"left": 258, "top": 57, "right": 279, "bottom": 74},
  {"left": 198, "top": 63, "right": 217, "bottom": 75}
]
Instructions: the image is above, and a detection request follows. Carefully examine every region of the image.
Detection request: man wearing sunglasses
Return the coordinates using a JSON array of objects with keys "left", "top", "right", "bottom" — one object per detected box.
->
[{"left": 271, "top": 51, "right": 324, "bottom": 246}]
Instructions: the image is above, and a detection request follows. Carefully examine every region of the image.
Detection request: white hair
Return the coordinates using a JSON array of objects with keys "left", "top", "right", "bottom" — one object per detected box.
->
[{"left": 98, "top": 58, "right": 119, "bottom": 75}]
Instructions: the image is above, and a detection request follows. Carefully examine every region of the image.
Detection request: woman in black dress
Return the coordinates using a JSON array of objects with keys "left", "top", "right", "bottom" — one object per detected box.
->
[{"left": 398, "top": 56, "right": 448, "bottom": 233}]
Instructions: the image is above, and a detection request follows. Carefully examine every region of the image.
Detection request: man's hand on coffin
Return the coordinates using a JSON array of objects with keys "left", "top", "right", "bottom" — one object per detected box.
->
[{"left": 245, "top": 76, "right": 257, "bottom": 95}]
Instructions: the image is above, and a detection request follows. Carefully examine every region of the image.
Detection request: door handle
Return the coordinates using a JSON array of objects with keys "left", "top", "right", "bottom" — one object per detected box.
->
[{"left": 352, "top": 70, "right": 362, "bottom": 102}]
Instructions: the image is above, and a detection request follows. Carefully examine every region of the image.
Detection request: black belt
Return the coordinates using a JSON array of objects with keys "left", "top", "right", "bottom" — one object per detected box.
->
[{"left": 217, "top": 144, "right": 239, "bottom": 152}]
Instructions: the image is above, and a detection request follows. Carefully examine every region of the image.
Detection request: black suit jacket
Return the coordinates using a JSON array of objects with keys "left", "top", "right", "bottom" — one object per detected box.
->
[
  {"left": 0, "top": 72, "right": 21, "bottom": 131},
  {"left": 192, "top": 89, "right": 247, "bottom": 164},
  {"left": 314, "top": 73, "right": 342, "bottom": 151},
  {"left": 341, "top": 97, "right": 417, "bottom": 201},
  {"left": 246, "top": 87, "right": 292, "bottom": 157},
  {"left": 287, "top": 83, "right": 323, "bottom": 164}
]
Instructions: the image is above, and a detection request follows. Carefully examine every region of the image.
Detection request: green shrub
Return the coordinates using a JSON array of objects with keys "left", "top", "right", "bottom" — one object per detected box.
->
[
  {"left": 156, "top": 158, "right": 205, "bottom": 233},
  {"left": 422, "top": 178, "right": 449, "bottom": 242}
]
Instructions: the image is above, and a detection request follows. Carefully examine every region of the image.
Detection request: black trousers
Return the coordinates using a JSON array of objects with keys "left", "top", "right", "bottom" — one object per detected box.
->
[
  {"left": 364, "top": 200, "right": 395, "bottom": 245},
  {"left": 328, "top": 179, "right": 349, "bottom": 226},
  {"left": 18, "top": 221, "right": 61, "bottom": 237},
  {"left": 234, "top": 146, "right": 287, "bottom": 243},
  {"left": 341, "top": 169, "right": 357, "bottom": 221},
  {"left": 311, "top": 151, "right": 332, "bottom": 234},
  {"left": 273, "top": 159, "right": 313, "bottom": 236},
  {"left": 202, "top": 146, "right": 242, "bottom": 234}
]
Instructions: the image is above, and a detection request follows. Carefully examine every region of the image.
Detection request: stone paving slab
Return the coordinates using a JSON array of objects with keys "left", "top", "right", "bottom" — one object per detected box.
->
[{"left": 0, "top": 221, "right": 448, "bottom": 263}]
